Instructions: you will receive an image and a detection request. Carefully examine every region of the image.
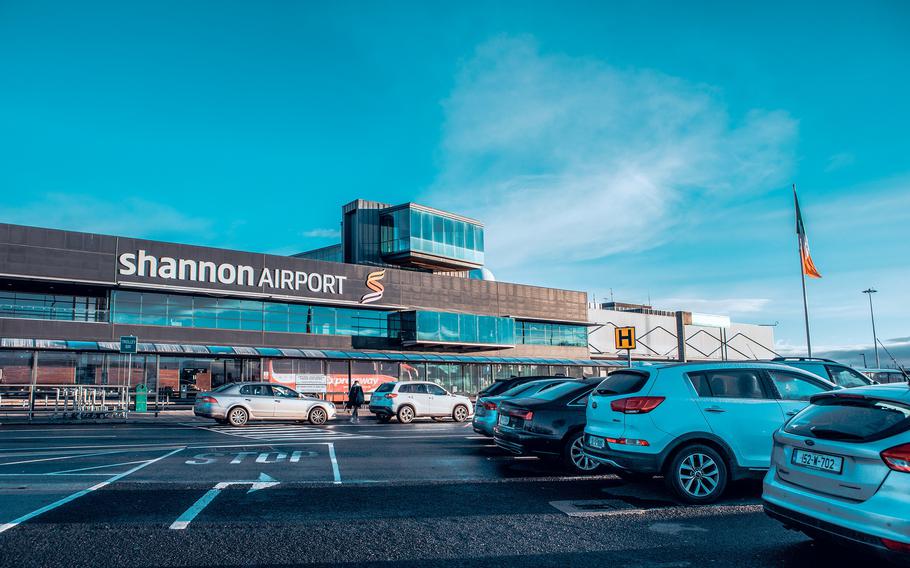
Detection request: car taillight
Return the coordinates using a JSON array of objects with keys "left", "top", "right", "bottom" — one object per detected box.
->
[
  {"left": 882, "top": 538, "right": 910, "bottom": 553},
  {"left": 385, "top": 393, "right": 398, "bottom": 399},
  {"left": 482, "top": 401, "right": 497, "bottom": 411},
  {"left": 881, "top": 443, "right": 910, "bottom": 473},
  {"left": 605, "top": 437, "right": 650, "bottom": 447},
  {"left": 610, "top": 396, "right": 665, "bottom": 414},
  {"left": 198, "top": 396, "right": 217, "bottom": 404},
  {"left": 507, "top": 409, "right": 533, "bottom": 421}
]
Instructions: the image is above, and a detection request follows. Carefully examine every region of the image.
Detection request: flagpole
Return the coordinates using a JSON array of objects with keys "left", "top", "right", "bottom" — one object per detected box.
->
[{"left": 794, "top": 184, "right": 813, "bottom": 358}]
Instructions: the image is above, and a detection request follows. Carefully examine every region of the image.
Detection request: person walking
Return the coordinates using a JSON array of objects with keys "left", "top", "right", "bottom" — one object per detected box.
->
[{"left": 347, "top": 381, "right": 365, "bottom": 423}]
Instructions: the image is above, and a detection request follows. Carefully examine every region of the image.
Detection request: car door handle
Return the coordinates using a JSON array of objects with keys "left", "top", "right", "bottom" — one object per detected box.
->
[
  {"left": 275, "top": 400, "right": 281, "bottom": 403},
  {"left": 704, "top": 406, "right": 726, "bottom": 413},
  {"left": 785, "top": 410, "right": 798, "bottom": 416},
  {"left": 244, "top": 398, "right": 252, "bottom": 402}
]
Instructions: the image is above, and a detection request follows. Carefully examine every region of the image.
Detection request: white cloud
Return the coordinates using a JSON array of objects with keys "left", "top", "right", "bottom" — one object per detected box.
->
[
  {"left": 0, "top": 193, "right": 216, "bottom": 242},
  {"left": 653, "top": 297, "right": 772, "bottom": 315},
  {"left": 426, "top": 36, "right": 797, "bottom": 269},
  {"left": 301, "top": 228, "right": 341, "bottom": 239}
]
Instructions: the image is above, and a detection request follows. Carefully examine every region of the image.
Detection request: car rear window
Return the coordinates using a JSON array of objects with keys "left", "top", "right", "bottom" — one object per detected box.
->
[
  {"left": 785, "top": 397, "right": 910, "bottom": 442},
  {"left": 532, "top": 381, "right": 590, "bottom": 401},
  {"left": 479, "top": 380, "right": 511, "bottom": 397},
  {"left": 375, "top": 383, "right": 395, "bottom": 393},
  {"left": 593, "top": 372, "right": 649, "bottom": 396}
]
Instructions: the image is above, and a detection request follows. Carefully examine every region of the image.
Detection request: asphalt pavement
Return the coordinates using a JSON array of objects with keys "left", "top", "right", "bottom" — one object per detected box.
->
[{"left": 0, "top": 416, "right": 889, "bottom": 567}]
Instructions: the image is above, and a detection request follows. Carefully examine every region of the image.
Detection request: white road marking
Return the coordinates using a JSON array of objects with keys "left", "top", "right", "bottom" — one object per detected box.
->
[
  {"left": 0, "top": 447, "right": 184, "bottom": 534},
  {"left": 0, "top": 449, "right": 136, "bottom": 466},
  {"left": 170, "top": 473, "right": 279, "bottom": 530},
  {"left": 0, "top": 436, "right": 118, "bottom": 440},
  {"left": 550, "top": 500, "right": 647, "bottom": 517},
  {"left": 328, "top": 442, "right": 341, "bottom": 485}
]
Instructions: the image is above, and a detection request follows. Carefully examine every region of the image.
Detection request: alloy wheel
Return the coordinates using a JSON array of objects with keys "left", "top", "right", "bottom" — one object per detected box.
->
[
  {"left": 310, "top": 408, "right": 327, "bottom": 425},
  {"left": 453, "top": 406, "right": 468, "bottom": 422},
  {"left": 398, "top": 407, "right": 414, "bottom": 423},
  {"left": 678, "top": 452, "right": 720, "bottom": 498},
  {"left": 570, "top": 437, "right": 599, "bottom": 471},
  {"left": 229, "top": 408, "right": 247, "bottom": 426}
]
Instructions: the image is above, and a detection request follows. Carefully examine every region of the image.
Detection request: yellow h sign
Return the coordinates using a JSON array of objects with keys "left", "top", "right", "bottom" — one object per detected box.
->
[{"left": 615, "top": 326, "right": 636, "bottom": 350}]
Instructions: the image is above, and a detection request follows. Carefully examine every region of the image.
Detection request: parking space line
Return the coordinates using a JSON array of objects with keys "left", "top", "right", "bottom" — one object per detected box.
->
[
  {"left": 328, "top": 442, "right": 341, "bottom": 485},
  {"left": 0, "top": 449, "right": 135, "bottom": 466},
  {"left": 0, "top": 436, "right": 119, "bottom": 440},
  {"left": 0, "top": 446, "right": 184, "bottom": 534}
]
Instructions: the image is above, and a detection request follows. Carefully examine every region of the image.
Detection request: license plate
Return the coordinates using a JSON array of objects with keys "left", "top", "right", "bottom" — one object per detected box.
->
[
  {"left": 589, "top": 436, "right": 605, "bottom": 449},
  {"left": 498, "top": 414, "right": 510, "bottom": 426},
  {"left": 792, "top": 449, "right": 843, "bottom": 474}
]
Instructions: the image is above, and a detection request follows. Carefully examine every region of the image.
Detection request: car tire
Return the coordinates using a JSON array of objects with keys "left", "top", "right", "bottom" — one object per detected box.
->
[
  {"left": 452, "top": 405, "right": 469, "bottom": 423},
  {"left": 377, "top": 415, "right": 392, "bottom": 424},
  {"left": 563, "top": 432, "right": 601, "bottom": 474},
  {"left": 309, "top": 407, "right": 328, "bottom": 425},
  {"left": 227, "top": 406, "right": 249, "bottom": 427},
  {"left": 664, "top": 444, "right": 728, "bottom": 504},
  {"left": 397, "top": 405, "right": 415, "bottom": 424}
]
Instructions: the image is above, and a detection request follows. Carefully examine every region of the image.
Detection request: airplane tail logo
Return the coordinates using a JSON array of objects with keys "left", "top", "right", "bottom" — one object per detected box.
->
[{"left": 360, "top": 269, "right": 386, "bottom": 304}]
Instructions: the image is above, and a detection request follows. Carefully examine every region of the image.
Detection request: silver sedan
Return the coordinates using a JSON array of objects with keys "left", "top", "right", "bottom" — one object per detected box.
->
[
  {"left": 194, "top": 382, "right": 337, "bottom": 426},
  {"left": 763, "top": 385, "right": 910, "bottom": 561}
]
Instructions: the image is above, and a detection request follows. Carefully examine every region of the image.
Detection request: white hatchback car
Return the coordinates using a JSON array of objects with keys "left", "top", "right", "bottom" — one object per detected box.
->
[
  {"left": 369, "top": 381, "right": 473, "bottom": 424},
  {"left": 582, "top": 362, "right": 837, "bottom": 503}
]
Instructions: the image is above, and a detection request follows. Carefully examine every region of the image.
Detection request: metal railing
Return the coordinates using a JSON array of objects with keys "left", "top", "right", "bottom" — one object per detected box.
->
[{"left": 0, "top": 384, "right": 129, "bottom": 421}]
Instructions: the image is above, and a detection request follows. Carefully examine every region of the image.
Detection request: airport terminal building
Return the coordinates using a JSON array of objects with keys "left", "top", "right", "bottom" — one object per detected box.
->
[{"left": 0, "top": 199, "right": 617, "bottom": 406}]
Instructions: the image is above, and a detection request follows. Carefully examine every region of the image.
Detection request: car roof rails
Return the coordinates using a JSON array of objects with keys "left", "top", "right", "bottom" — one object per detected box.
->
[{"left": 771, "top": 357, "right": 838, "bottom": 363}]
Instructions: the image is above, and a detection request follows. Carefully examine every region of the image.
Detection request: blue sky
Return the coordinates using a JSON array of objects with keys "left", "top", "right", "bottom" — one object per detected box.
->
[{"left": 1, "top": 0, "right": 908, "bottom": 360}]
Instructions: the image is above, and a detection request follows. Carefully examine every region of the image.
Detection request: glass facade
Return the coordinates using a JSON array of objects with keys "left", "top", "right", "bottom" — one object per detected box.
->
[
  {"left": 514, "top": 321, "right": 589, "bottom": 347},
  {"left": 0, "top": 349, "right": 610, "bottom": 414},
  {"left": 111, "top": 291, "right": 389, "bottom": 337},
  {"left": 0, "top": 290, "right": 106, "bottom": 322},
  {"left": 380, "top": 206, "right": 484, "bottom": 266},
  {"left": 391, "top": 310, "right": 515, "bottom": 346}
]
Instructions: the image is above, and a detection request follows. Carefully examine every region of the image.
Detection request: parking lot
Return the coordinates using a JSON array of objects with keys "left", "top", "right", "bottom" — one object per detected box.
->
[{"left": 0, "top": 415, "right": 883, "bottom": 567}]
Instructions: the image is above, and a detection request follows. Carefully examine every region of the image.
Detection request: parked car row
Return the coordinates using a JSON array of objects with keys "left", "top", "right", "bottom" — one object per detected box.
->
[{"left": 580, "top": 360, "right": 910, "bottom": 562}]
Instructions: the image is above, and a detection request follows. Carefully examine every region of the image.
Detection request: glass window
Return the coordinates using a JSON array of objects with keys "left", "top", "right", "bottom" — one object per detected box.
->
[
  {"left": 0, "top": 350, "right": 34, "bottom": 385},
  {"left": 427, "top": 384, "right": 447, "bottom": 396},
  {"left": 533, "top": 382, "right": 590, "bottom": 401},
  {"left": 264, "top": 303, "right": 289, "bottom": 332},
  {"left": 702, "top": 370, "right": 767, "bottom": 399},
  {"left": 825, "top": 365, "right": 872, "bottom": 388},
  {"left": 271, "top": 385, "right": 298, "bottom": 398},
  {"left": 768, "top": 371, "right": 831, "bottom": 400},
  {"left": 785, "top": 398, "right": 910, "bottom": 442},
  {"left": 375, "top": 382, "right": 395, "bottom": 393},
  {"left": 595, "top": 372, "right": 649, "bottom": 396},
  {"left": 688, "top": 373, "right": 713, "bottom": 397},
  {"left": 239, "top": 384, "right": 271, "bottom": 396}
]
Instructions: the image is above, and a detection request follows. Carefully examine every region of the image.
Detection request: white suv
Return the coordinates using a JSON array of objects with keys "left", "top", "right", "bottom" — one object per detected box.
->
[
  {"left": 582, "top": 363, "right": 837, "bottom": 503},
  {"left": 369, "top": 381, "right": 473, "bottom": 424}
]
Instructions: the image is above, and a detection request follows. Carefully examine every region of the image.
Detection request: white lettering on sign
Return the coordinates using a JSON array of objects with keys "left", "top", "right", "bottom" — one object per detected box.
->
[{"left": 118, "top": 249, "right": 351, "bottom": 296}]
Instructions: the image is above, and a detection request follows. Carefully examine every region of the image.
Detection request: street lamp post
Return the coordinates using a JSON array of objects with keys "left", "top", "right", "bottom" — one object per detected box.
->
[{"left": 862, "top": 288, "right": 880, "bottom": 368}]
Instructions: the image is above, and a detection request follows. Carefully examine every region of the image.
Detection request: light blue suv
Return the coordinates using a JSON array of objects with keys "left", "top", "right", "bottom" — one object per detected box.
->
[{"left": 583, "top": 362, "right": 837, "bottom": 503}]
